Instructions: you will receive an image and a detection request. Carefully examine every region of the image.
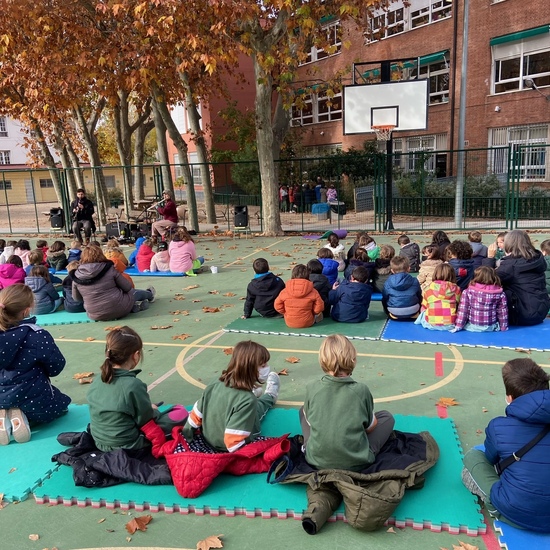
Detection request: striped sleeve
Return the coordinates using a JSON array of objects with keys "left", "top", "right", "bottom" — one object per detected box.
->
[
  {"left": 188, "top": 402, "right": 203, "bottom": 429},
  {"left": 224, "top": 428, "right": 251, "bottom": 453}
]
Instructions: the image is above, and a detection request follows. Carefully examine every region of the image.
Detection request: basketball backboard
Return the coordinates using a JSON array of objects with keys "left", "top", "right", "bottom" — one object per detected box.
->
[{"left": 343, "top": 80, "right": 429, "bottom": 135}]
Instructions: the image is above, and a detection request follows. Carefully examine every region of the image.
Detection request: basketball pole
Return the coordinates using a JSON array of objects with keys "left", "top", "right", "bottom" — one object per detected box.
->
[{"left": 385, "top": 135, "right": 394, "bottom": 231}]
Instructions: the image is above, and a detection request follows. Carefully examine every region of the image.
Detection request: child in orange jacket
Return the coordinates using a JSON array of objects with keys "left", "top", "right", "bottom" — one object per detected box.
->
[{"left": 274, "top": 264, "right": 324, "bottom": 328}]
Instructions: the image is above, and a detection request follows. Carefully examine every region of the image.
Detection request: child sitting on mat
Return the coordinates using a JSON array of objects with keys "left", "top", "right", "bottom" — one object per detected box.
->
[
  {"left": 415, "top": 263, "right": 461, "bottom": 331},
  {"left": 417, "top": 245, "right": 443, "bottom": 292},
  {"left": 307, "top": 259, "right": 332, "bottom": 318},
  {"left": 150, "top": 241, "right": 171, "bottom": 273},
  {"left": 62, "top": 261, "right": 85, "bottom": 313},
  {"left": 462, "top": 358, "right": 550, "bottom": 532},
  {"left": 540, "top": 239, "right": 550, "bottom": 297},
  {"left": 454, "top": 266, "right": 508, "bottom": 332},
  {"left": 67, "top": 240, "right": 82, "bottom": 263},
  {"left": 0, "top": 255, "right": 26, "bottom": 288},
  {"left": 324, "top": 233, "right": 346, "bottom": 272},
  {"left": 329, "top": 266, "right": 372, "bottom": 323},
  {"left": 184, "top": 340, "right": 280, "bottom": 452},
  {"left": 242, "top": 258, "right": 285, "bottom": 319},
  {"left": 300, "top": 334, "right": 395, "bottom": 471},
  {"left": 169, "top": 227, "right": 204, "bottom": 276},
  {"left": 25, "top": 266, "right": 63, "bottom": 315},
  {"left": 136, "top": 238, "right": 155, "bottom": 272},
  {"left": 275, "top": 264, "right": 325, "bottom": 328},
  {"left": 87, "top": 326, "right": 187, "bottom": 452},
  {"left": 316, "top": 248, "right": 339, "bottom": 286},
  {"left": 46, "top": 240, "right": 68, "bottom": 272},
  {"left": 382, "top": 256, "right": 422, "bottom": 321},
  {"left": 0, "top": 284, "right": 71, "bottom": 445},
  {"left": 446, "top": 240, "right": 475, "bottom": 291}
]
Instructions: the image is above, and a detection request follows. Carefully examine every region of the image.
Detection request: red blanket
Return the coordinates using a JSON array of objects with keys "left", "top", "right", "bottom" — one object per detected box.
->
[{"left": 142, "top": 420, "right": 289, "bottom": 498}]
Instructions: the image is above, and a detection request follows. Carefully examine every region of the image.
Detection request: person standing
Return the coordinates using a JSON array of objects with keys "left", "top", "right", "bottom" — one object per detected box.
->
[{"left": 71, "top": 188, "right": 95, "bottom": 245}]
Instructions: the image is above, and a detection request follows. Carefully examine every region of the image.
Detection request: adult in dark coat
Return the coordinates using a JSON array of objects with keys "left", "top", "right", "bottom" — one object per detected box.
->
[
  {"left": 70, "top": 188, "right": 95, "bottom": 244},
  {"left": 485, "top": 230, "right": 550, "bottom": 326},
  {"left": 72, "top": 245, "right": 154, "bottom": 321}
]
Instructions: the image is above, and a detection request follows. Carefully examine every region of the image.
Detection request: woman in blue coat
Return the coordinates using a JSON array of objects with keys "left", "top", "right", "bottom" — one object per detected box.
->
[{"left": 0, "top": 284, "right": 70, "bottom": 445}]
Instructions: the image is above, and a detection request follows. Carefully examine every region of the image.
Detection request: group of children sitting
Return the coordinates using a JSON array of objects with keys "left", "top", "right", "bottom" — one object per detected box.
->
[{"left": 243, "top": 229, "right": 550, "bottom": 333}]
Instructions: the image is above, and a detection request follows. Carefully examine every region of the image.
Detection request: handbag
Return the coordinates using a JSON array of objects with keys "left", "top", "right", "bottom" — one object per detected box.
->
[{"left": 494, "top": 424, "right": 550, "bottom": 475}]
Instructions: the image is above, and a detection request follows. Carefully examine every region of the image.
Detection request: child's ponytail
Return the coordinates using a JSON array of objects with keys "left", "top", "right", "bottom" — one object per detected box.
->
[{"left": 101, "top": 326, "right": 143, "bottom": 383}]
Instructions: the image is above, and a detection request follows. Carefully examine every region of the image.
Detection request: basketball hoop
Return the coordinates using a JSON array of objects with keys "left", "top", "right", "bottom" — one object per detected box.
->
[{"left": 372, "top": 125, "right": 395, "bottom": 142}]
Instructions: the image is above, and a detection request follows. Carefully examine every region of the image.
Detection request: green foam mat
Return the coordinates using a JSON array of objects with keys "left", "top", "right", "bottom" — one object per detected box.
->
[
  {"left": 34, "top": 310, "right": 93, "bottom": 326},
  {"left": 224, "top": 308, "right": 388, "bottom": 340},
  {"left": 0, "top": 404, "right": 90, "bottom": 502},
  {"left": 33, "top": 409, "right": 484, "bottom": 534}
]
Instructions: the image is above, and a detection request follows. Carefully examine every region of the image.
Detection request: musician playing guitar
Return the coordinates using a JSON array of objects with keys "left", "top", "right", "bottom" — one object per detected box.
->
[
  {"left": 71, "top": 188, "right": 95, "bottom": 244},
  {"left": 151, "top": 189, "right": 178, "bottom": 239}
]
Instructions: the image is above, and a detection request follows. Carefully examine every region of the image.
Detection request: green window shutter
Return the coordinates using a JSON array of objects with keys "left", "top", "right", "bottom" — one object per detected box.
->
[
  {"left": 490, "top": 25, "right": 549, "bottom": 46},
  {"left": 419, "top": 50, "right": 449, "bottom": 66}
]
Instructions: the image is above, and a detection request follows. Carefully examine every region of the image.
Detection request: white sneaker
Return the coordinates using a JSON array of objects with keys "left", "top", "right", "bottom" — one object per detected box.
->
[
  {"left": 0, "top": 409, "right": 11, "bottom": 445},
  {"left": 265, "top": 372, "right": 280, "bottom": 401},
  {"left": 9, "top": 408, "right": 30, "bottom": 443},
  {"left": 252, "top": 386, "right": 263, "bottom": 398},
  {"left": 147, "top": 286, "right": 156, "bottom": 303}
]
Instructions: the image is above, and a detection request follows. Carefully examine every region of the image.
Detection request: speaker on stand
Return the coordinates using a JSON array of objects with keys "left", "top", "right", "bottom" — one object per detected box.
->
[
  {"left": 234, "top": 205, "right": 249, "bottom": 228},
  {"left": 49, "top": 208, "right": 64, "bottom": 229}
]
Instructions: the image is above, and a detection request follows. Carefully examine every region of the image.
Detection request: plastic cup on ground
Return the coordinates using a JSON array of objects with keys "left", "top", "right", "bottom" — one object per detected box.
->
[{"left": 210, "top": 266, "right": 218, "bottom": 274}]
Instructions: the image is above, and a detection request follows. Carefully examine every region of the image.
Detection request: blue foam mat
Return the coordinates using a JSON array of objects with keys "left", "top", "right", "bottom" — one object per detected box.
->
[
  {"left": 34, "top": 310, "right": 93, "bottom": 326},
  {"left": 0, "top": 404, "right": 90, "bottom": 501},
  {"left": 381, "top": 318, "right": 550, "bottom": 351},
  {"left": 33, "top": 408, "right": 484, "bottom": 533},
  {"left": 54, "top": 268, "right": 186, "bottom": 277},
  {"left": 494, "top": 520, "right": 550, "bottom": 549}
]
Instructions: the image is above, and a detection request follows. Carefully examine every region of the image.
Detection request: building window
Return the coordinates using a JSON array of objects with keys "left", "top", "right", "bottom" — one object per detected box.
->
[
  {"left": 492, "top": 31, "right": 550, "bottom": 94},
  {"left": 0, "top": 117, "right": 7, "bottom": 138},
  {"left": 489, "top": 125, "right": 549, "bottom": 180},
  {"left": 0, "top": 151, "right": 10, "bottom": 164},
  {"left": 0, "top": 180, "right": 12, "bottom": 190},
  {"left": 173, "top": 154, "right": 183, "bottom": 179},
  {"left": 104, "top": 175, "right": 115, "bottom": 188},
  {"left": 365, "top": 0, "right": 451, "bottom": 43},
  {"left": 292, "top": 92, "right": 342, "bottom": 126},
  {"left": 303, "top": 21, "right": 342, "bottom": 64},
  {"left": 386, "top": 134, "right": 448, "bottom": 175},
  {"left": 411, "top": 59, "right": 450, "bottom": 104},
  {"left": 189, "top": 152, "right": 202, "bottom": 185},
  {"left": 39, "top": 178, "right": 54, "bottom": 188}
]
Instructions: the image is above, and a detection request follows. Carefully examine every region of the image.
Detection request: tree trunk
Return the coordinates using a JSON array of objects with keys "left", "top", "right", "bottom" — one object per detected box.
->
[
  {"left": 252, "top": 55, "right": 283, "bottom": 236},
  {"left": 51, "top": 121, "right": 78, "bottom": 201},
  {"left": 151, "top": 100, "right": 173, "bottom": 192},
  {"left": 179, "top": 71, "right": 216, "bottom": 223},
  {"left": 133, "top": 119, "right": 155, "bottom": 201},
  {"left": 72, "top": 103, "right": 109, "bottom": 226},
  {"left": 271, "top": 93, "right": 291, "bottom": 186},
  {"left": 151, "top": 82, "right": 199, "bottom": 232}
]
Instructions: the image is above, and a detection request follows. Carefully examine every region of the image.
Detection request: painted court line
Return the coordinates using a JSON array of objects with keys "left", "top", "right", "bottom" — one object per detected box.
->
[{"left": 222, "top": 237, "right": 291, "bottom": 268}]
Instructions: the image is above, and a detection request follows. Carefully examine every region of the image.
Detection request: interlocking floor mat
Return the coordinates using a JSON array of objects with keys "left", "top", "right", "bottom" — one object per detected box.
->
[
  {"left": 494, "top": 520, "right": 550, "bottom": 549},
  {"left": 124, "top": 267, "right": 186, "bottom": 277},
  {"left": 223, "top": 309, "right": 388, "bottom": 340},
  {"left": 34, "top": 310, "right": 93, "bottom": 326},
  {"left": 381, "top": 318, "right": 550, "bottom": 352},
  {"left": 0, "top": 405, "right": 90, "bottom": 502},
  {"left": 33, "top": 409, "right": 484, "bottom": 534}
]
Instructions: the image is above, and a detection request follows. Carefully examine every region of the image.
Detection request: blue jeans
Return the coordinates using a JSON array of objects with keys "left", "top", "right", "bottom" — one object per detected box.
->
[{"left": 133, "top": 288, "right": 153, "bottom": 302}]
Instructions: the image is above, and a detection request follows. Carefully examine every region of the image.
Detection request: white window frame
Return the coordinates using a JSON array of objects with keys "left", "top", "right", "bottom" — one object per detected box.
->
[
  {"left": 410, "top": 0, "right": 452, "bottom": 30},
  {"left": 291, "top": 92, "right": 342, "bottom": 126},
  {"left": 0, "top": 151, "right": 10, "bottom": 164},
  {"left": 492, "top": 33, "right": 550, "bottom": 94},
  {"left": 0, "top": 117, "right": 7, "bottom": 138},
  {"left": 303, "top": 21, "right": 342, "bottom": 65}
]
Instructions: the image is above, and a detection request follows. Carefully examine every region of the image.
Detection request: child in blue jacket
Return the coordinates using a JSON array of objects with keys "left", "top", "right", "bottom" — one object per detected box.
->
[
  {"left": 382, "top": 256, "right": 422, "bottom": 321},
  {"left": 317, "top": 248, "right": 339, "bottom": 286},
  {"left": 329, "top": 266, "right": 372, "bottom": 323}
]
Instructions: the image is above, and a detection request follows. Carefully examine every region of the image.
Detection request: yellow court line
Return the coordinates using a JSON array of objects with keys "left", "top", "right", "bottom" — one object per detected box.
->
[{"left": 222, "top": 236, "right": 291, "bottom": 268}]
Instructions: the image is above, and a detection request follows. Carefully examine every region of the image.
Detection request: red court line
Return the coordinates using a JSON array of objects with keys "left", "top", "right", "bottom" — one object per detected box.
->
[
  {"left": 436, "top": 404, "right": 448, "bottom": 418},
  {"left": 435, "top": 352, "right": 444, "bottom": 377}
]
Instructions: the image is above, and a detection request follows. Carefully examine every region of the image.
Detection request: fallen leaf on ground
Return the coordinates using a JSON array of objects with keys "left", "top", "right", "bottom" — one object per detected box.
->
[
  {"left": 0, "top": 493, "right": 4, "bottom": 509},
  {"left": 104, "top": 326, "right": 122, "bottom": 332},
  {"left": 170, "top": 310, "right": 189, "bottom": 315},
  {"left": 452, "top": 542, "right": 479, "bottom": 550},
  {"left": 514, "top": 348, "right": 531, "bottom": 354},
  {"left": 28, "top": 534, "right": 40, "bottom": 541},
  {"left": 223, "top": 292, "right": 236, "bottom": 297},
  {"left": 196, "top": 534, "right": 224, "bottom": 550},
  {"left": 482, "top": 407, "right": 489, "bottom": 413},
  {"left": 386, "top": 527, "right": 396, "bottom": 533},
  {"left": 73, "top": 372, "right": 94, "bottom": 379},
  {"left": 150, "top": 325, "right": 173, "bottom": 330},
  {"left": 125, "top": 514, "right": 152, "bottom": 534},
  {"left": 223, "top": 347, "right": 233, "bottom": 355},
  {"left": 98, "top": 518, "right": 106, "bottom": 523},
  {"left": 285, "top": 356, "right": 300, "bottom": 364},
  {"left": 9, "top": 467, "right": 16, "bottom": 473},
  {"left": 184, "top": 285, "right": 199, "bottom": 290},
  {"left": 174, "top": 296, "right": 186, "bottom": 301},
  {"left": 278, "top": 368, "right": 289, "bottom": 376},
  {"left": 209, "top": 290, "right": 220, "bottom": 294},
  {"left": 78, "top": 378, "right": 94, "bottom": 385},
  {"left": 84, "top": 337, "right": 95, "bottom": 342},
  {"left": 202, "top": 306, "right": 220, "bottom": 313},
  {"left": 192, "top": 299, "right": 202, "bottom": 303},
  {"left": 437, "top": 397, "right": 460, "bottom": 408},
  {"left": 172, "top": 334, "right": 192, "bottom": 341}
]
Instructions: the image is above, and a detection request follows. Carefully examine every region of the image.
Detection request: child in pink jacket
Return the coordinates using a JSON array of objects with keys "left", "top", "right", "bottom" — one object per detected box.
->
[
  {"left": 150, "top": 242, "right": 171, "bottom": 272},
  {"left": 168, "top": 228, "right": 204, "bottom": 276}
]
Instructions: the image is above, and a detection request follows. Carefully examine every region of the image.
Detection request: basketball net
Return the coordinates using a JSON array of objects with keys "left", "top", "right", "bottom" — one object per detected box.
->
[{"left": 372, "top": 125, "right": 395, "bottom": 142}]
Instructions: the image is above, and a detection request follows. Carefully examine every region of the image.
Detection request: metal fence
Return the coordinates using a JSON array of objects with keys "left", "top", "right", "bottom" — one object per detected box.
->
[{"left": 0, "top": 144, "right": 548, "bottom": 235}]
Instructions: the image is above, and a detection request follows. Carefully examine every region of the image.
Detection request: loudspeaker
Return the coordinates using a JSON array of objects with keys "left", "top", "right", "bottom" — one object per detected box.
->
[
  {"left": 49, "top": 208, "right": 64, "bottom": 229},
  {"left": 106, "top": 221, "right": 127, "bottom": 239},
  {"left": 234, "top": 205, "right": 248, "bottom": 228},
  {"left": 130, "top": 223, "right": 151, "bottom": 239}
]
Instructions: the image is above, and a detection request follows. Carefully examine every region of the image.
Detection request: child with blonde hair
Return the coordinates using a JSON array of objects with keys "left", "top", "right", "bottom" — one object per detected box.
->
[
  {"left": 417, "top": 245, "right": 443, "bottom": 291},
  {"left": 300, "top": 334, "right": 394, "bottom": 471},
  {"left": 0, "top": 284, "right": 71, "bottom": 444},
  {"left": 455, "top": 266, "right": 508, "bottom": 332},
  {"left": 0, "top": 240, "right": 17, "bottom": 264},
  {"left": 67, "top": 240, "right": 82, "bottom": 263},
  {"left": 184, "top": 340, "right": 280, "bottom": 452},
  {"left": 415, "top": 263, "right": 461, "bottom": 330},
  {"left": 372, "top": 244, "right": 395, "bottom": 292},
  {"left": 358, "top": 234, "right": 380, "bottom": 261}
]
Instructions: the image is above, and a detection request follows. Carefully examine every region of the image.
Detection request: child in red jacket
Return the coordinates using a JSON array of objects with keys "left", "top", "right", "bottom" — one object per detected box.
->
[{"left": 136, "top": 239, "right": 155, "bottom": 272}]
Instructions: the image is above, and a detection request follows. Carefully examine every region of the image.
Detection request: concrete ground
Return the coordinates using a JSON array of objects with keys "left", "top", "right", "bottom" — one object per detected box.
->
[{"left": 1, "top": 230, "right": 549, "bottom": 550}]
